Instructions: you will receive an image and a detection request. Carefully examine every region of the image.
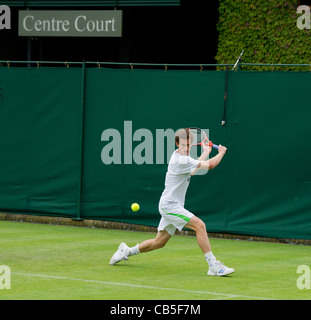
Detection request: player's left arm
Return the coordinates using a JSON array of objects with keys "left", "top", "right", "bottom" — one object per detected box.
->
[
  {"left": 198, "top": 143, "right": 212, "bottom": 161},
  {"left": 191, "top": 144, "right": 211, "bottom": 176}
]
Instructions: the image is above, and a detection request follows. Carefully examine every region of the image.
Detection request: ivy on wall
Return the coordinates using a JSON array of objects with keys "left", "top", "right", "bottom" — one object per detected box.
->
[{"left": 216, "top": 0, "right": 311, "bottom": 70}]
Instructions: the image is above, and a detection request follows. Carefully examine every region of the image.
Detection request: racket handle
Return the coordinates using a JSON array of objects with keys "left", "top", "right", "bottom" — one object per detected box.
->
[
  {"left": 212, "top": 144, "right": 219, "bottom": 150},
  {"left": 208, "top": 141, "right": 219, "bottom": 150}
]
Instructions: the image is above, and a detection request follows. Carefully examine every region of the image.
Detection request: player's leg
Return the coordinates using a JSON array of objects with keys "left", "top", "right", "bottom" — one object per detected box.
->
[
  {"left": 138, "top": 230, "right": 171, "bottom": 253},
  {"left": 109, "top": 214, "right": 176, "bottom": 265},
  {"left": 185, "top": 216, "right": 234, "bottom": 276},
  {"left": 185, "top": 216, "right": 211, "bottom": 253},
  {"left": 109, "top": 230, "right": 171, "bottom": 265}
]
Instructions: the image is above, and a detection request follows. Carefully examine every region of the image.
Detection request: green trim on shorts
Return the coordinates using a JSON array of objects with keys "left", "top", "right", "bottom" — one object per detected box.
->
[{"left": 161, "top": 207, "right": 191, "bottom": 223}]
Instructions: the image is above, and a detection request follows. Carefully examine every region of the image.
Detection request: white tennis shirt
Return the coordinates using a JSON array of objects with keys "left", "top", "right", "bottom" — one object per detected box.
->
[{"left": 160, "top": 150, "right": 200, "bottom": 206}]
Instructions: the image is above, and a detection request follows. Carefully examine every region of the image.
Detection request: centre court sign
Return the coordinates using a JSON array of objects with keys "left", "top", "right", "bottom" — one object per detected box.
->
[{"left": 18, "top": 10, "right": 122, "bottom": 37}]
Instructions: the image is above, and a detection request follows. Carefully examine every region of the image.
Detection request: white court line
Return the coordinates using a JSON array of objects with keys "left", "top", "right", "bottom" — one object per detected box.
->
[{"left": 12, "top": 272, "right": 275, "bottom": 300}]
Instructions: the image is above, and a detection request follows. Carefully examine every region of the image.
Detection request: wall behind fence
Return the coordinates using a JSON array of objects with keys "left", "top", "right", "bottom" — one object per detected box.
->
[{"left": 0, "top": 66, "right": 310, "bottom": 239}]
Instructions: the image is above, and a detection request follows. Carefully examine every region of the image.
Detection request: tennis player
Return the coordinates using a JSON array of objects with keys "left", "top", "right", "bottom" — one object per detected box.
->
[{"left": 109, "top": 128, "right": 234, "bottom": 276}]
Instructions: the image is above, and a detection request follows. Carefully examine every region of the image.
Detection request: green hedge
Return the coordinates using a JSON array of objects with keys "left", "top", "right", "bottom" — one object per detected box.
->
[{"left": 216, "top": 0, "right": 311, "bottom": 71}]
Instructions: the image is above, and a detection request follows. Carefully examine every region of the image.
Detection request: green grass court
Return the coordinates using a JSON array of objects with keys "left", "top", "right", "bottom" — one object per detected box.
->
[{"left": 0, "top": 220, "right": 310, "bottom": 300}]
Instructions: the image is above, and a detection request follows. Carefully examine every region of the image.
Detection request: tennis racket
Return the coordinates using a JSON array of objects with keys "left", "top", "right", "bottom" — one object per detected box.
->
[{"left": 188, "top": 127, "right": 219, "bottom": 150}]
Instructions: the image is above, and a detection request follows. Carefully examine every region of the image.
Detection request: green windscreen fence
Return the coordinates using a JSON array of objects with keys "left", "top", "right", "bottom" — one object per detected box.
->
[{"left": 0, "top": 65, "right": 310, "bottom": 239}]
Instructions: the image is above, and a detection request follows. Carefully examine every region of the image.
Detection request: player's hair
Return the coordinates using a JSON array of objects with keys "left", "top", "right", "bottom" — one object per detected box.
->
[{"left": 175, "top": 128, "right": 194, "bottom": 145}]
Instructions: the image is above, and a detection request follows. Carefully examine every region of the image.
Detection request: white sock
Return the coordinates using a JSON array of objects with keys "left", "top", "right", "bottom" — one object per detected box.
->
[
  {"left": 128, "top": 244, "right": 140, "bottom": 256},
  {"left": 204, "top": 251, "right": 216, "bottom": 267}
]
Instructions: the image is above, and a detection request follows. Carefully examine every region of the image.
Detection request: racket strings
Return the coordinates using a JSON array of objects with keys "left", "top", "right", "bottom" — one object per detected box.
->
[{"left": 189, "top": 128, "right": 206, "bottom": 145}]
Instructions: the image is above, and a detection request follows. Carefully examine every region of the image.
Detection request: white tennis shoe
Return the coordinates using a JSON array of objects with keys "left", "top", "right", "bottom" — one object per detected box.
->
[
  {"left": 109, "top": 242, "right": 130, "bottom": 265},
  {"left": 207, "top": 261, "right": 234, "bottom": 276}
]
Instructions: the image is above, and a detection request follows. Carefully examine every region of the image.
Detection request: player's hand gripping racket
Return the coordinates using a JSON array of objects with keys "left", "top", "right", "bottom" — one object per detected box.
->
[{"left": 188, "top": 127, "right": 219, "bottom": 150}]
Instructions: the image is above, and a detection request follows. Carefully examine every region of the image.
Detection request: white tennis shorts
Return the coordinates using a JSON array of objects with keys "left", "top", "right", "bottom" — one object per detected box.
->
[{"left": 158, "top": 200, "right": 194, "bottom": 236}]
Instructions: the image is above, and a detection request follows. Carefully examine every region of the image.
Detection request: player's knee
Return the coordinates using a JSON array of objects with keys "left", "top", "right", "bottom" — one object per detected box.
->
[{"left": 195, "top": 218, "right": 206, "bottom": 233}]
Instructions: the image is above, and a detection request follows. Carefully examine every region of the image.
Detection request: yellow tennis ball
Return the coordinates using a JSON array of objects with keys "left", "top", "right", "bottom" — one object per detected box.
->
[{"left": 131, "top": 203, "right": 140, "bottom": 212}]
